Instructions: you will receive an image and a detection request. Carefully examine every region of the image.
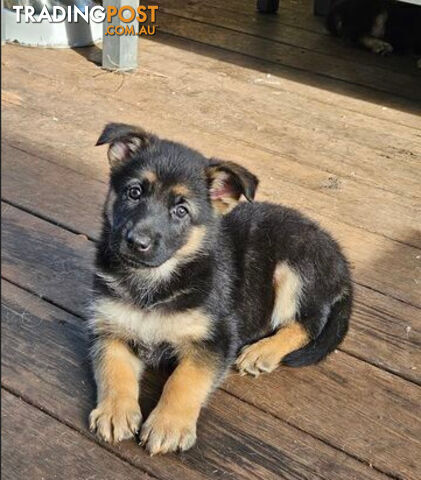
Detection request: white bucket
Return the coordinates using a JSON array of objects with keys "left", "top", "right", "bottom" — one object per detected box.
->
[{"left": 4, "top": 5, "right": 102, "bottom": 47}]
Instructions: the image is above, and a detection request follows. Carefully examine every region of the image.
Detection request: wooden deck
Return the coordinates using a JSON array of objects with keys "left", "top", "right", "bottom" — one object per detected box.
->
[{"left": 2, "top": 1, "right": 421, "bottom": 479}]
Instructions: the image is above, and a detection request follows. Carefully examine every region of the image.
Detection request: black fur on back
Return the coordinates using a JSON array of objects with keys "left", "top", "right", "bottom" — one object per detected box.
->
[{"left": 221, "top": 202, "right": 352, "bottom": 363}]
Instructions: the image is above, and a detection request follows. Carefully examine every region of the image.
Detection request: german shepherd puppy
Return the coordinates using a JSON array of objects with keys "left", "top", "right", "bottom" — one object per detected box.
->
[
  {"left": 327, "top": 0, "right": 421, "bottom": 58},
  {"left": 89, "top": 123, "right": 352, "bottom": 455}
]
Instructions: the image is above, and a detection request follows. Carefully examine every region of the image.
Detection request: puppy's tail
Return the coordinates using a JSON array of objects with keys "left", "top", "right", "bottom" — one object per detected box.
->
[{"left": 282, "top": 292, "right": 352, "bottom": 367}]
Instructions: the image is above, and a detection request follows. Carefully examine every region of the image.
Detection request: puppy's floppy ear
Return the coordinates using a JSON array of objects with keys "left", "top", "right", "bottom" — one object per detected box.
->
[
  {"left": 206, "top": 159, "right": 258, "bottom": 214},
  {"left": 96, "top": 123, "right": 154, "bottom": 169}
]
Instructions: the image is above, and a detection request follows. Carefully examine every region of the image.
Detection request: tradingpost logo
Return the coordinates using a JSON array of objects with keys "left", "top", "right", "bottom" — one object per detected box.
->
[{"left": 12, "top": 4, "right": 158, "bottom": 36}]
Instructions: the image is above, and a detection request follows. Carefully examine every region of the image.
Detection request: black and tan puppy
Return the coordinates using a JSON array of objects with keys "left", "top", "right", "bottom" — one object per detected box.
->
[
  {"left": 327, "top": 0, "right": 421, "bottom": 58},
  {"left": 89, "top": 123, "right": 352, "bottom": 455}
]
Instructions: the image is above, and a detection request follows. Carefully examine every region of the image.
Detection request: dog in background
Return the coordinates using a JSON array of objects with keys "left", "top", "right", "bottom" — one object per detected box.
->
[
  {"left": 327, "top": 0, "right": 421, "bottom": 59},
  {"left": 88, "top": 123, "right": 352, "bottom": 455}
]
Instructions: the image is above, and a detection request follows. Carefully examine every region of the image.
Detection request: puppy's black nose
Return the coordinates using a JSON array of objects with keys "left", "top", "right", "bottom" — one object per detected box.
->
[{"left": 126, "top": 230, "right": 153, "bottom": 252}]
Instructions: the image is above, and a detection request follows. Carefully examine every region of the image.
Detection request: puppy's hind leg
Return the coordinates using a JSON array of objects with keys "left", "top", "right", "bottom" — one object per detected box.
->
[
  {"left": 236, "top": 262, "right": 308, "bottom": 377},
  {"left": 236, "top": 323, "right": 309, "bottom": 377}
]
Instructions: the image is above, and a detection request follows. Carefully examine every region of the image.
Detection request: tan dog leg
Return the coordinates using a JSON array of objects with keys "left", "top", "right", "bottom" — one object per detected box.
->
[
  {"left": 236, "top": 323, "right": 309, "bottom": 377},
  {"left": 89, "top": 338, "right": 144, "bottom": 443},
  {"left": 140, "top": 356, "right": 216, "bottom": 455}
]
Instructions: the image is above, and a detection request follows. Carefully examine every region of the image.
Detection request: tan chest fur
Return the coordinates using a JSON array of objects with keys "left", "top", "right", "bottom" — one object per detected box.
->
[{"left": 90, "top": 298, "right": 211, "bottom": 347}]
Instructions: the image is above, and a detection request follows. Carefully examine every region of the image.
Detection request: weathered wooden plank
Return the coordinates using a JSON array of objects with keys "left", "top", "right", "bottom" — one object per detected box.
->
[
  {"left": 5, "top": 37, "right": 421, "bottom": 130},
  {"left": 3, "top": 144, "right": 420, "bottom": 307},
  {"left": 1, "top": 390, "right": 154, "bottom": 480},
  {"left": 146, "top": 12, "right": 421, "bottom": 99},
  {"left": 217, "top": 0, "right": 328, "bottom": 34},
  {"left": 2, "top": 144, "right": 104, "bottom": 239},
  {"left": 153, "top": 0, "right": 418, "bottom": 76},
  {"left": 1, "top": 202, "right": 95, "bottom": 307},
  {"left": 237, "top": 0, "right": 325, "bottom": 13},
  {"left": 2, "top": 202, "right": 420, "bottom": 384},
  {"left": 346, "top": 286, "right": 421, "bottom": 382},
  {"left": 150, "top": 32, "right": 421, "bottom": 130},
  {"left": 5, "top": 94, "right": 421, "bottom": 210},
  {"left": 4, "top": 43, "right": 421, "bottom": 199},
  {"left": 215, "top": 0, "right": 328, "bottom": 16},
  {"left": 1, "top": 280, "right": 387, "bottom": 480},
  {"left": 207, "top": 0, "right": 420, "bottom": 43},
  {"left": 3, "top": 45, "right": 421, "bottom": 202},
  {"left": 225, "top": 357, "right": 421, "bottom": 480},
  {"left": 2, "top": 206, "right": 420, "bottom": 478},
  {"left": 4, "top": 110, "right": 420, "bottom": 250}
]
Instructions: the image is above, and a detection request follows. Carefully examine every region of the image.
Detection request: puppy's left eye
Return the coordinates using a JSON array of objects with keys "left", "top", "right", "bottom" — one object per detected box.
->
[
  {"left": 173, "top": 205, "right": 189, "bottom": 218},
  {"left": 128, "top": 185, "right": 143, "bottom": 200}
]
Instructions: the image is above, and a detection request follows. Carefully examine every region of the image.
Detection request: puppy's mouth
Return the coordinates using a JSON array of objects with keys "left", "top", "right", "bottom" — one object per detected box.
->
[
  {"left": 116, "top": 252, "right": 164, "bottom": 269},
  {"left": 117, "top": 252, "right": 152, "bottom": 268}
]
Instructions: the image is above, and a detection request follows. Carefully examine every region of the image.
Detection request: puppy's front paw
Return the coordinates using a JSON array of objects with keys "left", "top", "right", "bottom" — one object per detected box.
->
[
  {"left": 236, "top": 339, "right": 279, "bottom": 377},
  {"left": 370, "top": 39, "right": 393, "bottom": 55},
  {"left": 89, "top": 398, "right": 142, "bottom": 444},
  {"left": 140, "top": 407, "right": 197, "bottom": 455}
]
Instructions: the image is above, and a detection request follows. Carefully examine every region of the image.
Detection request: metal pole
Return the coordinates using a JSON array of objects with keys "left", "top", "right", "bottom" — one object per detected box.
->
[{"left": 102, "top": 0, "right": 139, "bottom": 71}]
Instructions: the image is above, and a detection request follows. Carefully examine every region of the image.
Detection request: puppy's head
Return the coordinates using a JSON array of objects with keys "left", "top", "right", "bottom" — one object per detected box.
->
[{"left": 97, "top": 123, "right": 258, "bottom": 270}]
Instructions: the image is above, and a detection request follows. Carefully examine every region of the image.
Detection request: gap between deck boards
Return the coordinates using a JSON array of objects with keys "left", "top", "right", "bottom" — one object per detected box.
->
[
  {"left": 145, "top": 11, "right": 421, "bottom": 101},
  {"left": 0, "top": 337, "right": 396, "bottom": 480},
  {"left": 1, "top": 386, "right": 159, "bottom": 480},
  {"left": 150, "top": 0, "right": 418, "bottom": 76},
  {"left": 5, "top": 41, "right": 421, "bottom": 132},
  {"left": 3, "top": 49, "right": 420, "bottom": 240}
]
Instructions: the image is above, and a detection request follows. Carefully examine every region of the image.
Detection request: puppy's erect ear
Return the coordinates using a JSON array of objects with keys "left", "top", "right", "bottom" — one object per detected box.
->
[
  {"left": 206, "top": 159, "right": 258, "bottom": 214},
  {"left": 96, "top": 123, "right": 153, "bottom": 169}
]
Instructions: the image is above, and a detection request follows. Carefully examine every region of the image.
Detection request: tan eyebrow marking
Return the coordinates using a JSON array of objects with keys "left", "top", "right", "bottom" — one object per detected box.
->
[
  {"left": 172, "top": 184, "right": 191, "bottom": 197},
  {"left": 143, "top": 170, "right": 157, "bottom": 183}
]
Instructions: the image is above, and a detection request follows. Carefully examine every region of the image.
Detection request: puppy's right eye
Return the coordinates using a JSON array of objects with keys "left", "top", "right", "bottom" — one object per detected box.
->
[
  {"left": 127, "top": 185, "right": 143, "bottom": 200},
  {"left": 173, "top": 205, "right": 188, "bottom": 218}
]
